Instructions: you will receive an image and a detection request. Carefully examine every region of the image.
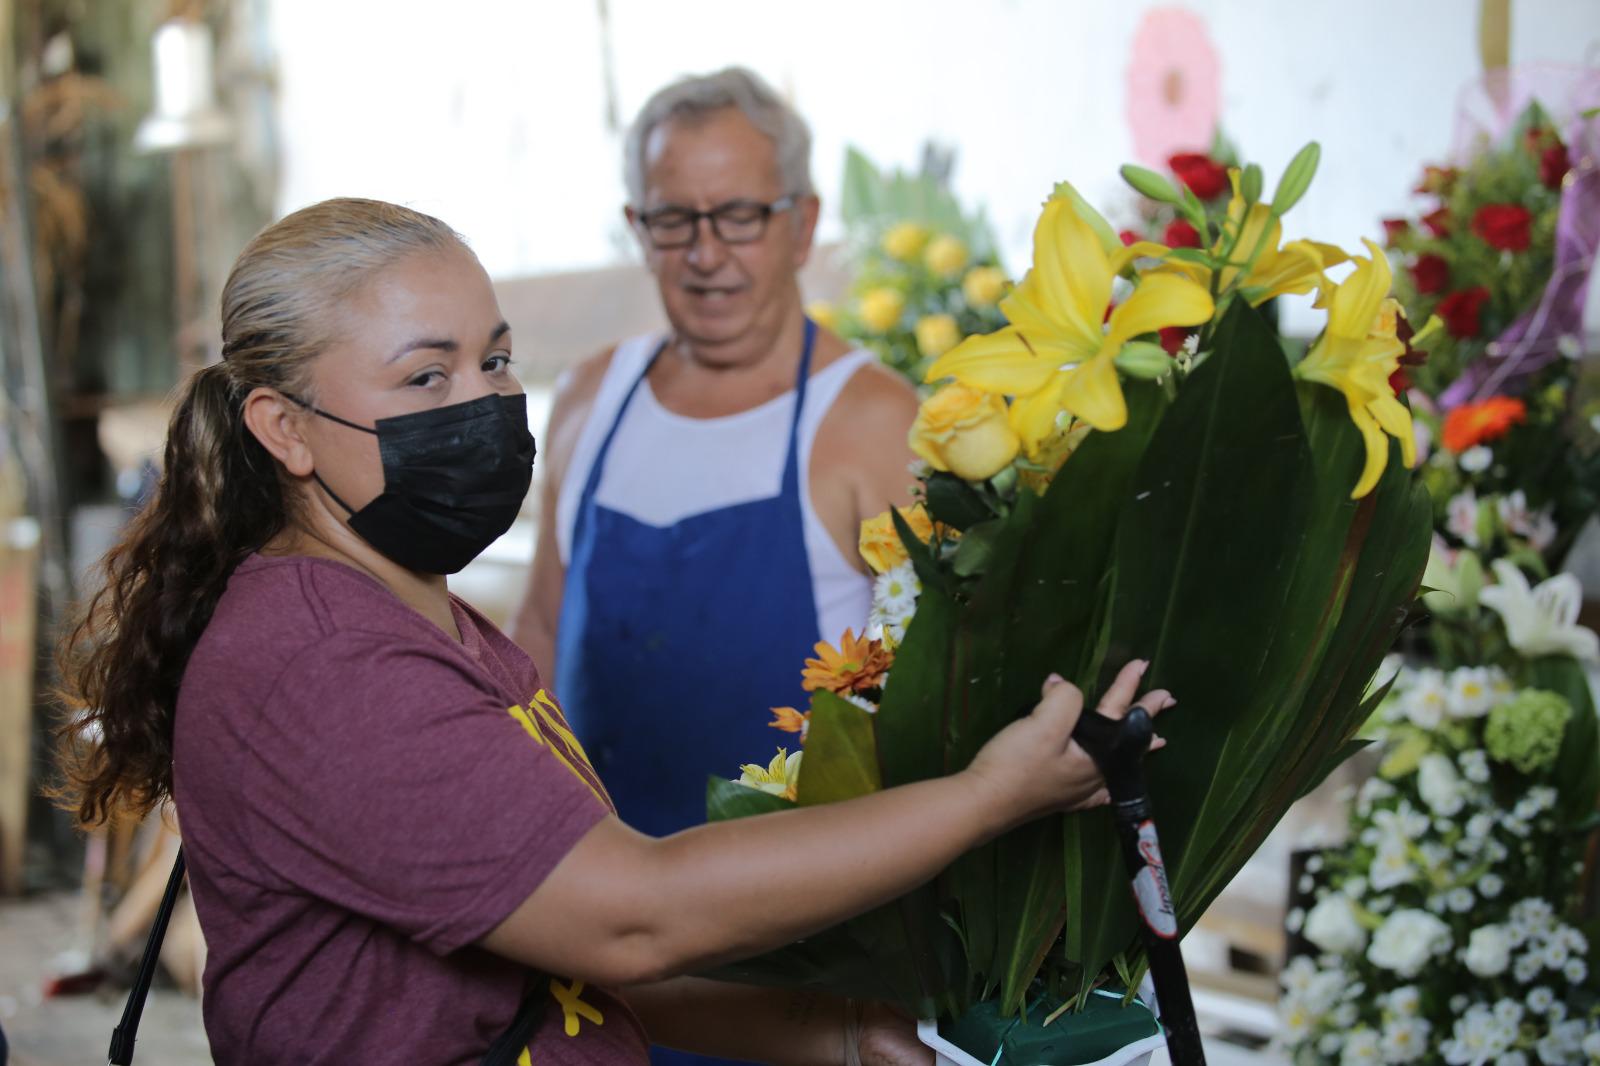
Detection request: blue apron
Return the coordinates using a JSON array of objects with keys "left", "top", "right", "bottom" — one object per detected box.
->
[{"left": 556, "top": 320, "right": 822, "bottom": 840}]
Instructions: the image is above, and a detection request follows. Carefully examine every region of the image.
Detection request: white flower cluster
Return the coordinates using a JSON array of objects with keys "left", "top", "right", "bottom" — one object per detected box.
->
[
  {"left": 1445, "top": 488, "right": 1557, "bottom": 553},
  {"left": 1279, "top": 665, "right": 1598, "bottom": 1064},
  {"left": 867, "top": 561, "right": 920, "bottom": 646}
]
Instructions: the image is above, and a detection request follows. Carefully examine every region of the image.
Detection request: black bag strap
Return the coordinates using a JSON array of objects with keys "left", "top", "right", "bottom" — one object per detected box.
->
[
  {"left": 107, "top": 847, "right": 549, "bottom": 1065},
  {"left": 107, "top": 847, "right": 186, "bottom": 1064}
]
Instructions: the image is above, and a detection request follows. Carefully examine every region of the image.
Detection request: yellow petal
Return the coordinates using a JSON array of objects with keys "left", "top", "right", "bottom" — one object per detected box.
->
[
  {"left": 1368, "top": 394, "right": 1417, "bottom": 469},
  {"left": 1249, "top": 241, "right": 1328, "bottom": 303},
  {"left": 1008, "top": 380, "right": 1071, "bottom": 457},
  {"left": 1106, "top": 273, "right": 1216, "bottom": 346},
  {"left": 1058, "top": 354, "right": 1127, "bottom": 432},
  {"left": 1348, "top": 401, "right": 1389, "bottom": 499},
  {"left": 1029, "top": 198, "right": 1112, "bottom": 346},
  {"left": 925, "top": 328, "right": 1069, "bottom": 397},
  {"left": 1328, "top": 240, "right": 1392, "bottom": 340}
]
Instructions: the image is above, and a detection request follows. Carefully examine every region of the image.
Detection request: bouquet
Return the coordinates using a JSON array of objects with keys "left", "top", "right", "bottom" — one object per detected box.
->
[
  {"left": 810, "top": 147, "right": 1011, "bottom": 384},
  {"left": 1281, "top": 565, "right": 1600, "bottom": 1065},
  {"left": 1384, "top": 103, "right": 1600, "bottom": 573},
  {"left": 709, "top": 143, "right": 1434, "bottom": 1055}
]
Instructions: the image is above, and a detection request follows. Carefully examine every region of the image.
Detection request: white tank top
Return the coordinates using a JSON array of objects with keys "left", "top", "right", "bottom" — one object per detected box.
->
[{"left": 557, "top": 334, "right": 877, "bottom": 647}]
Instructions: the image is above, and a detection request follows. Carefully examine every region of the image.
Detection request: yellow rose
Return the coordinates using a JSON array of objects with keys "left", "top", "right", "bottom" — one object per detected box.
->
[
  {"left": 914, "top": 314, "right": 961, "bottom": 360},
  {"left": 806, "top": 300, "right": 840, "bottom": 332},
  {"left": 858, "top": 504, "right": 937, "bottom": 574},
  {"left": 881, "top": 222, "right": 929, "bottom": 262},
  {"left": 961, "top": 265, "right": 1008, "bottom": 308},
  {"left": 909, "top": 383, "right": 1020, "bottom": 482},
  {"left": 857, "top": 287, "right": 906, "bottom": 333},
  {"left": 924, "top": 235, "right": 969, "bottom": 276}
]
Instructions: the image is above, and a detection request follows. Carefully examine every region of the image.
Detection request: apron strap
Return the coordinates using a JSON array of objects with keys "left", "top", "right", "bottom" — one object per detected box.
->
[{"left": 574, "top": 317, "right": 821, "bottom": 529}]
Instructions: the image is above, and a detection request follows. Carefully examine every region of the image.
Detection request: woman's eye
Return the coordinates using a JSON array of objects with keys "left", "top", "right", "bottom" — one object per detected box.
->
[
  {"left": 484, "top": 353, "right": 514, "bottom": 373},
  {"left": 407, "top": 370, "right": 446, "bottom": 388}
]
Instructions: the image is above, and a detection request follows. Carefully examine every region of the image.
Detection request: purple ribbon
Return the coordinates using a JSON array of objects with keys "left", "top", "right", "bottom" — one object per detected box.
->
[{"left": 1441, "top": 112, "right": 1600, "bottom": 409}]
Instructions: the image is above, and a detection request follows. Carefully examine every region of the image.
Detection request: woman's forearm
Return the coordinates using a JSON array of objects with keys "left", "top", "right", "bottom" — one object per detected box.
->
[{"left": 629, "top": 768, "right": 1011, "bottom": 978}]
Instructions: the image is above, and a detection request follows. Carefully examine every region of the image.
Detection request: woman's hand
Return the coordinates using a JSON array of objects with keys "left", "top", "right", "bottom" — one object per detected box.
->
[{"left": 964, "top": 660, "right": 1173, "bottom": 830}]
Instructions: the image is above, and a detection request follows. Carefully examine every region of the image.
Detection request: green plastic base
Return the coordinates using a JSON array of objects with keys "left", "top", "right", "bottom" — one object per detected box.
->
[{"left": 938, "top": 990, "right": 1161, "bottom": 1065}]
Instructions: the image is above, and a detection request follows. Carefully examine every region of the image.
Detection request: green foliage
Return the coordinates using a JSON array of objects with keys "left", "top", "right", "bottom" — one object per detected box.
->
[{"left": 706, "top": 303, "right": 1432, "bottom": 1018}]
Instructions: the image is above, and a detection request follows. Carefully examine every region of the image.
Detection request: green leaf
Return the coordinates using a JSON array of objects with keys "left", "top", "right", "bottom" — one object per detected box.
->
[
  {"left": 840, "top": 145, "right": 885, "bottom": 229},
  {"left": 951, "top": 518, "right": 1003, "bottom": 577},
  {"left": 1296, "top": 738, "right": 1372, "bottom": 800},
  {"left": 705, "top": 776, "right": 794, "bottom": 821},
  {"left": 796, "top": 692, "right": 883, "bottom": 806},
  {"left": 1270, "top": 142, "right": 1321, "bottom": 217},
  {"left": 1163, "top": 247, "right": 1218, "bottom": 266},
  {"left": 1120, "top": 164, "right": 1181, "bottom": 205},
  {"left": 890, "top": 506, "right": 954, "bottom": 598},
  {"left": 1062, "top": 300, "right": 1315, "bottom": 981},
  {"left": 925, "top": 472, "right": 997, "bottom": 531}
]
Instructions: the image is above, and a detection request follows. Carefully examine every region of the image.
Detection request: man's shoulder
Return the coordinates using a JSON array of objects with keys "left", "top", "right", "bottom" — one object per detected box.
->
[{"left": 825, "top": 354, "right": 919, "bottom": 424}]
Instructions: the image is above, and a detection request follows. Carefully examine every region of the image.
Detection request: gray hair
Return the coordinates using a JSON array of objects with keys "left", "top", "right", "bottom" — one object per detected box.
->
[{"left": 623, "top": 67, "right": 814, "bottom": 207}]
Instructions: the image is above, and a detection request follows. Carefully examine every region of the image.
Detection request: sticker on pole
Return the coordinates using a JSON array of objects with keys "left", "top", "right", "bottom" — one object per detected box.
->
[{"left": 1131, "top": 819, "right": 1177, "bottom": 939}]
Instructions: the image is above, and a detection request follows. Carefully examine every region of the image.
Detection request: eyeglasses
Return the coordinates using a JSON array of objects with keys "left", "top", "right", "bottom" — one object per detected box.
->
[{"left": 635, "top": 195, "right": 796, "bottom": 249}]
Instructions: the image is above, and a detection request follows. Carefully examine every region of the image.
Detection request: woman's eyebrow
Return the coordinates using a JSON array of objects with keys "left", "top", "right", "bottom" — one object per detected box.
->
[{"left": 387, "top": 337, "right": 457, "bottom": 363}]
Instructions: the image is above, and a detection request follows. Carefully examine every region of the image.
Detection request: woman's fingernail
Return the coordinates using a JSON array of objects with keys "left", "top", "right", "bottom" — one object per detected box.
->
[
  {"left": 1137, "top": 659, "right": 1150, "bottom": 675},
  {"left": 1046, "top": 672, "right": 1065, "bottom": 685}
]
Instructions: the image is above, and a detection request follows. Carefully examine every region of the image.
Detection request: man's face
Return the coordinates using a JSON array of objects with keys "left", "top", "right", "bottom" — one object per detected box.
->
[{"left": 630, "top": 108, "right": 817, "bottom": 354}]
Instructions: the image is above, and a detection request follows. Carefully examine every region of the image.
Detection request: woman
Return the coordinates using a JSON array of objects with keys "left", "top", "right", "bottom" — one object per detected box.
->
[{"left": 56, "top": 198, "right": 1171, "bottom": 1065}]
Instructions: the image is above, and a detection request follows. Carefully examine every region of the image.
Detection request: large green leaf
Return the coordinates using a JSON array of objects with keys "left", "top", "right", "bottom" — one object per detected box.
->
[
  {"left": 797, "top": 692, "right": 882, "bottom": 806},
  {"left": 706, "top": 776, "right": 794, "bottom": 820},
  {"left": 1059, "top": 302, "right": 1313, "bottom": 985}
]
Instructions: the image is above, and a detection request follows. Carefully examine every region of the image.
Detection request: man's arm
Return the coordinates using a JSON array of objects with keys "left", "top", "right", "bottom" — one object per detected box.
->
[
  {"left": 508, "top": 349, "right": 615, "bottom": 684},
  {"left": 809, "top": 361, "right": 922, "bottom": 573}
]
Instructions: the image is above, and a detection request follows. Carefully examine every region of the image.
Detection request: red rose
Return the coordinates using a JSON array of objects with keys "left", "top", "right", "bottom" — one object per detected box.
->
[
  {"left": 1411, "top": 253, "right": 1450, "bottom": 295},
  {"left": 1382, "top": 218, "right": 1411, "bottom": 246},
  {"left": 1167, "top": 153, "right": 1230, "bottom": 200},
  {"left": 1471, "top": 203, "right": 1532, "bottom": 252},
  {"left": 1119, "top": 229, "right": 1141, "bottom": 246},
  {"left": 1422, "top": 207, "right": 1452, "bottom": 237},
  {"left": 1415, "top": 165, "right": 1458, "bottom": 196},
  {"left": 1540, "top": 143, "right": 1570, "bottom": 189},
  {"left": 1163, "top": 218, "right": 1202, "bottom": 249},
  {"left": 1159, "top": 326, "right": 1191, "bottom": 355},
  {"left": 1438, "top": 286, "right": 1491, "bottom": 339}
]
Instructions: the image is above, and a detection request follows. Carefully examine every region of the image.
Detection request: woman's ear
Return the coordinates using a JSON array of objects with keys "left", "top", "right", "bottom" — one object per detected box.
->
[{"left": 242, "top": 388, "right": 315, "bottom": 477}]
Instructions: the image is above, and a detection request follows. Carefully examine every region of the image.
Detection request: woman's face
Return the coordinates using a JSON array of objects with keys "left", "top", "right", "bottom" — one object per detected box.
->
[{"left": 299, "top": 247, "right": 521, "bottom": 513}]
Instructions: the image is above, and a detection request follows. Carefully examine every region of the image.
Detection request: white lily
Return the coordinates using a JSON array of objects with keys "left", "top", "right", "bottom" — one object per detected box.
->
[{"left": 1479, "top": 559, "right": 1599, "bottom": 662}]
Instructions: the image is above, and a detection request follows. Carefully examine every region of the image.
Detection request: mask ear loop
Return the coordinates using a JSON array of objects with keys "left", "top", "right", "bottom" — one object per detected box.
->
[{"left": 278, "top": 391, "right": 376, "bottom": 517}]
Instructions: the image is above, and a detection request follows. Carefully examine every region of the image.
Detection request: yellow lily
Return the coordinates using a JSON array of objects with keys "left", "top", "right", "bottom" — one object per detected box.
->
[
  {"left": 925, "top": 196, "right": 1213, "bottom": 446},
  {"left": 1294, "top": 239, "right": 1416, "bottom": 499},
  {"left": 736, "top": 747, "right": 802, "bottom": 802},
  {"left": 1157, "top": 172, "right": 1346, "bottom": 306}
]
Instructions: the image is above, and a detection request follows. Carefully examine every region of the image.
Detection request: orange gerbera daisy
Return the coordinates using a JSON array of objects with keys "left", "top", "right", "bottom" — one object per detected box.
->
[
  {"left": 1441, "top": 396, "right": 1526, "bottom": 453},
  {"left": 801, "top": 629, "right": 891, "bottom": 695},
  {"left": 769, "top": 706, "right": 810, "bottom": 739}
]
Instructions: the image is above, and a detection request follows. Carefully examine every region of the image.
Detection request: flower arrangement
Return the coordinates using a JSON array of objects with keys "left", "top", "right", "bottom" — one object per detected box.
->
[
  {"left": 707, "top": 142, "right": 1434, "bottom": 1057},
  {"left": 810, "top": 147, "right": 1011, "bottom": 384},
  {"left": 1384, "top": 103, "right": 1600, "bottom": 573},
  {"left": 1280, "top": 604, "right": 1600, "bottom": 1064}
]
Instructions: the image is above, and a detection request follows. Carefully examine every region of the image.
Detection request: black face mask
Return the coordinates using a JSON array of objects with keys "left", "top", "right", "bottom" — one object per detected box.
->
[{"left": 291, "top": 392, "right": 536, "bottom": 575}]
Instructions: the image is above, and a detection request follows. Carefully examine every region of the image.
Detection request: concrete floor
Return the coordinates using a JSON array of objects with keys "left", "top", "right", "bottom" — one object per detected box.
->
[{"left": 0, "top": 892, "right": 211, "bottom": 1066}]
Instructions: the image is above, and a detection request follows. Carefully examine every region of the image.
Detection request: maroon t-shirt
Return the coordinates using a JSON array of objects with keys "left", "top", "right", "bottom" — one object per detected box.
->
[{"left": 173, "top": 554, "right": 649, "bottom": 1064}]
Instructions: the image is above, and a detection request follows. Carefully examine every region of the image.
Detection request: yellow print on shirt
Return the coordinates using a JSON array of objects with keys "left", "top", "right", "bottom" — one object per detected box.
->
[{"left": 507, "top": 690, "right": 609, "bottom": 806}]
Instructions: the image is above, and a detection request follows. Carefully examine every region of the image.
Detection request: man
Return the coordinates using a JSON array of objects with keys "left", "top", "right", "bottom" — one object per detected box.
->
[{"left": 512, "top": 67, "right": 917, "bottom": 840}]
